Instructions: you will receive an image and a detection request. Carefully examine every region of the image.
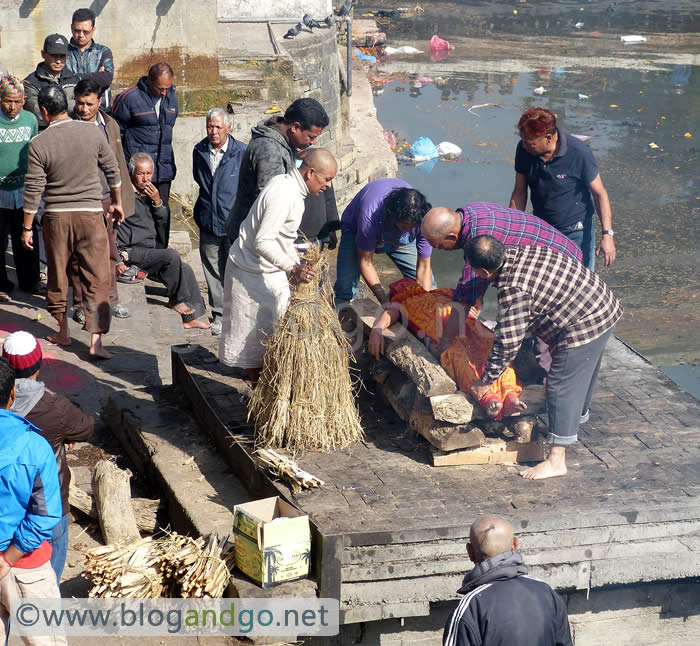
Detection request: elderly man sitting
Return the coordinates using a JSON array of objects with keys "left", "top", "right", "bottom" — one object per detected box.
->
[
  {"left": 116, "top": 153, "right": 210, "bottom": 329},
  {"left": 219, "top": 148, "right": 337, "bottom": 385}
]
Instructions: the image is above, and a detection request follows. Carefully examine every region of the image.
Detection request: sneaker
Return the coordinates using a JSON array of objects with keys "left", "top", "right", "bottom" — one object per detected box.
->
[
  {"left": 580, "top": 409, "right": 590, "bottom": 424},
  {"left": 72, "top": 309, "right": 86, "bottom": 325},
  {"left": 210, "top": 318, "right": 223, "bottom": 336},
  {"left": 111, "top": 304, "right": 131, "bottom": 319}
]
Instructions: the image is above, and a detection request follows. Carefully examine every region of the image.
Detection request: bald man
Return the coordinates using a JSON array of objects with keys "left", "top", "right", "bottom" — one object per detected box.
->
[
  {"left": 219, "top": 148, "right": 337, "bottom": 385},
  {"left": 444, "top": 515, "right": 572, "bottom": 646}
]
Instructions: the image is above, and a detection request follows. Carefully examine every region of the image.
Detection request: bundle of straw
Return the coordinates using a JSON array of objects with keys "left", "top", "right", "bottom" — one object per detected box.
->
[
  {"left": 249, "top": 245, "right": 364, "bottom": 451},
  {"left": 255, "top": 448, "right": 325, "bottom": 494}
]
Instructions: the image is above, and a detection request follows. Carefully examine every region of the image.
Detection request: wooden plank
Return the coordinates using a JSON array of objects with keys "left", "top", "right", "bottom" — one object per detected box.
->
[
  {"left": 382, "top": 370, "right": 417, "bottom": 421},
  {"left": 431, "top": 436, "right": 546, "bottom": 466}
]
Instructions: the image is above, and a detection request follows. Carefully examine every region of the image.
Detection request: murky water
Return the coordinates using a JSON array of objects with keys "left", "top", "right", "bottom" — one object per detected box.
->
[{"left": 361, "top": 0, "right": 699, "bottom": 397}]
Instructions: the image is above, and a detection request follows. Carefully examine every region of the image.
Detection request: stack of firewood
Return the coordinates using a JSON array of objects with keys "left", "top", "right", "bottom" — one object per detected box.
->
[{"left": 84, "top": 532, "right": 234, "bottom": 598}]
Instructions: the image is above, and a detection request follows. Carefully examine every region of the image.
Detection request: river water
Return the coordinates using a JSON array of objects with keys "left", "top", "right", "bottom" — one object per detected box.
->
[{"left": 359, "top": 0, "right": 699, "bottom": 397}]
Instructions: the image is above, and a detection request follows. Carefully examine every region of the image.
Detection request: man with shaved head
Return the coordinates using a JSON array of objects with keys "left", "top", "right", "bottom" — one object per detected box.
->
[
  {"left": 444, "top": 515, "right": 572, "bottom": 646},
  {"left": 219, "top": 148, "right": 337, "bottom": 385}
]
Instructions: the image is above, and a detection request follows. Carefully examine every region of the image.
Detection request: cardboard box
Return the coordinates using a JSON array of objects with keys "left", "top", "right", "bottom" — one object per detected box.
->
[{"left": 233, "top": 496, "right": 311, "bottom": 589}]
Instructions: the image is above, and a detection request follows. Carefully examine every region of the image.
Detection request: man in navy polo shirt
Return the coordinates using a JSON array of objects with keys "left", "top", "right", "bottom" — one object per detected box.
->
[{"left": 509, "top": 107, "right": 616, "bottom": 270}]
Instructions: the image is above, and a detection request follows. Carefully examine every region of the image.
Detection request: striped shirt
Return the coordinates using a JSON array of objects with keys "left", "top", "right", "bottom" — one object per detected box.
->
[
  {"left": 482, "top": 245, "right": 622, "bottom": 384},
  {"left": 454, "top": 202, "right": 582, "bottom": 305}
]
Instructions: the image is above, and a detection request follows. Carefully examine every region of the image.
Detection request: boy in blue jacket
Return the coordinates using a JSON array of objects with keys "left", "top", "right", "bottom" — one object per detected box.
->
[{"left": 0, "top": 357, "right": 65, "bottom": 645}]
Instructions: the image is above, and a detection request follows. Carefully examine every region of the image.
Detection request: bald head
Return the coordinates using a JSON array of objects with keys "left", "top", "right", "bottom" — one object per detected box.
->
[
  {"left": 421, "top": 207, "right": 462, "bottom": 250},
  {"left": 468, "top": 515, "right": 517, "bottom": 563},
  {"left": 299, "top": 148, "right": 337, "bottom": 196}
]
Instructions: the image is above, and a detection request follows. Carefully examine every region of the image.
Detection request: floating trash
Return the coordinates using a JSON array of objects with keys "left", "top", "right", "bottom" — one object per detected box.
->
[
  {"left": 648, "top": 142, "right": 659, "bottom": 149},
  {"left": 411, "top": 137, "right": 439, "bottom": 162},
  {"left": 437, "top": 142, "right": 462, "bottom": 158},
  {"left": 430, "top": 35, "right": 450, "bottom": 51},
  {"left": 384, "top": 46, "right": 423, "bottom": 55},
  {"left": 575, "top": 22, "right": 584, "bottom": 29},
  {"left": 578, "top": 93, "right": 589, "bottom": 99},
  {"left": 621, "top": 35, "right": 647, "bottom": 44},
  {"left": 534, "top": 86, "right": 547, "bottom": 95}
]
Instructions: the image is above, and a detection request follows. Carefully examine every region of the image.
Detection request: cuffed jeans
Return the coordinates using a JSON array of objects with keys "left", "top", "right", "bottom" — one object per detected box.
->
[
  {"left": 334, "top": 231, "right": 426, "bottom": 303},
  {"left": 546, "top": 328, "right": 613, "bottom": 446},
  {"left": 199, "top": 229, "right": 230, "bottom": 320}
]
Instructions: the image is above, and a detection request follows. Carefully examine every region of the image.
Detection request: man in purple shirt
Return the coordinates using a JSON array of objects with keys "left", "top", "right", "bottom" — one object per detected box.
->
[
  {"left": 334, "top": 179, "right": 433, "bottom": 306},
  {"left": 367, "top": 202, "right": 582, "bottom": 360}
]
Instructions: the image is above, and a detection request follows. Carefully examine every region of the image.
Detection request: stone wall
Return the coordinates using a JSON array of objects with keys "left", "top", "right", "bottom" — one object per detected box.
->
[
  {"left": 0, "top": 0, "right": 218, "bottom": 85},
  {"left": 217, "top": 0, "right": 331, "bottom": 20}
]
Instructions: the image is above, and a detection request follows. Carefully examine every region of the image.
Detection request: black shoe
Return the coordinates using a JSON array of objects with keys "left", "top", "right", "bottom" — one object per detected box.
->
[{"left": 72, "top": 309, "right": 86, "bottom": 325}]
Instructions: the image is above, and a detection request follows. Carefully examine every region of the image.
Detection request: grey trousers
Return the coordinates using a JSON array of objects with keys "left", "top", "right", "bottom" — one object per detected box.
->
[
  {"left": 546, "top": 328, "right": 614, "bottom": 446},
  {"left": 199, "top": 229, "right": 230, "bottom": 320}
]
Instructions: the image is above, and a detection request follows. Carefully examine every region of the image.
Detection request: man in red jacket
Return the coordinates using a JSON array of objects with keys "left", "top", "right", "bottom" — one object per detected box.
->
[{"left": 3, "top": 331, "right": 94, "bottom": 582}]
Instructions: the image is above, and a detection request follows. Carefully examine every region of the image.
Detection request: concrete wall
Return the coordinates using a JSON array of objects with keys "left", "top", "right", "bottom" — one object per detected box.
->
[
  {"left": 335, "top": 582, "right": 700, "bottom": 645},
  {"left": 0, "top": 0, "right": 219, "bottom": 85},
  {"left": 218, "top": 0, "right": 332, "bottom": 20}
]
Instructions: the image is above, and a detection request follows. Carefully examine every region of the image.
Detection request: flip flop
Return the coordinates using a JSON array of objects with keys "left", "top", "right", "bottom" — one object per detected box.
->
[{"left": 117, "top": 265, "right": 147, "bottom": 283}]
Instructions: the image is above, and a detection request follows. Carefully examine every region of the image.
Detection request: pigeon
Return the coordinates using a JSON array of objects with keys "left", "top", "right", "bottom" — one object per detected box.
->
[
  {"left": 303, "top": 14, "right": 322, "bottom": 30},
  {"left": 284, "top": 22, "right": 303, "bottom": 39},
  {"left": 337, "top": 0, "right": 353, "bottom": 18},
  {"left": 323, "top": 15, "right": 338, "bottom": 27},
  {"left": 607, "top": 2, "right": 617, "bottom": 14}
]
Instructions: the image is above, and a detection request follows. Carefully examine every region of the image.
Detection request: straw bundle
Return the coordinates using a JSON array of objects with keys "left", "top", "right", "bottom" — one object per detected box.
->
[
  {"left": 248, "top": 245, "right": 364, "bottom": 451},
  {"left": 255, "top": 448, "right": 325, "bottom": 494},
  {"left": 84, "top": 532, "right": 234, "bottom": 598}
]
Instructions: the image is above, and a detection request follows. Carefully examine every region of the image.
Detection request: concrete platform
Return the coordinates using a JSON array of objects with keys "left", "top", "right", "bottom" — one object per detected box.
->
[{"left": 172, "top": 336, "right": 700, "bottom": 635}]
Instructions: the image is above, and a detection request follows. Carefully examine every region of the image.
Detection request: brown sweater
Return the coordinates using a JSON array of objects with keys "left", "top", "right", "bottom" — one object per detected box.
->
[{"left": 23, "top": 116, "right": 121, "bottom": 215}]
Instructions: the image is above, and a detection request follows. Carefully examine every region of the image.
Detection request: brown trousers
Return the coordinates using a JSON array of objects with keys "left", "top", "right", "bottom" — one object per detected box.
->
[
  {"left": 42, "top": 210, "right": 111, "bottom": 334},
  {"left": 71, "top": 199, "right": 119, "bottom": 309}
]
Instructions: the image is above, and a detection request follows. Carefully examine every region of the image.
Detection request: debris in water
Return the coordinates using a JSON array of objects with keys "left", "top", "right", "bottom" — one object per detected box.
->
[
  {"left": 578, "top": 93, "right": 589, "bottom": 99},
  {"left": 384, "top": 45, "right": 423, "bottom": 55},
  {"left": 575, "top": 22, "right": 584, "bottom": 29},
  {"left": 621, "top": 35, "right": 647, "bottom": 44},
  {"left": 430, "top": 35, "right": 450, "bottom": 51},
  {"left": 467, "top": 103, "right": 503, "bottom": 116},
  {"left": 648, "top": 142, "right": 659, "bottom": 149},
  {"left": 534, "top": 86, "right": 547, "bottom": 95},
  {"left": 684, "top": 132, "right": 693, "bottom": 138}
]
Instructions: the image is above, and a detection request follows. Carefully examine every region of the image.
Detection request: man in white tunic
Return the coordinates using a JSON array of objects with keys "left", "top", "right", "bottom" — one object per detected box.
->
[{"left": 219, "top": 148, "right": 337, "bottom": 384}]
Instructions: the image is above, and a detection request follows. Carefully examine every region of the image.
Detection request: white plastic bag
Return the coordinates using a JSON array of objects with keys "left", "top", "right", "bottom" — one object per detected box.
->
[
  {"left": 436, "top": 142, "right": 462, "bottom": 157},
  {"left": 384, "top": 45, "right": 423, "bottom": 55},
  {"left": 621, "top": 35, "right": 647, "bottom": 43}
]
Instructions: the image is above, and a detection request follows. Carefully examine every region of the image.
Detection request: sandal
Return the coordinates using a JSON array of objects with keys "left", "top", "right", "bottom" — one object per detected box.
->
[{"left": 116, "top": 265, "right": 147, "bottom": 284}]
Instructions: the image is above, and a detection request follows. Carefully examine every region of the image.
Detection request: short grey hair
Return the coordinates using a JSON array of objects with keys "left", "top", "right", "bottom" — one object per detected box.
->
[
  {"left": 206, "top": 107, "right": 232, "bottom": 129},
  {"left": 128, "top": 152, "right": 154, "bottom": 174}
]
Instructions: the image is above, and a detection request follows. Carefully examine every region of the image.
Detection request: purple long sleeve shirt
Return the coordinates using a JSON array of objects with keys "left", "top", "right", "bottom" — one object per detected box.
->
[{"left": 453, "top": 202, "right": 583, "bottom": 305}]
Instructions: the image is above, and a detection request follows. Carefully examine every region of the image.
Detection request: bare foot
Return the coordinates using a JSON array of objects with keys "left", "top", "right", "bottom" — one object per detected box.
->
[
  {"left": 485, "top": 399, "right": 502, "bottom": 418},
  {"left": 183, "top": 318, "right": 212, "bottom": 330},
  {"left": 502, "top": 392, "right": 528, "bottom": 418},
  {"left": 521, "top": 446, "right": 567, "bottom": 480},
  {"left": 89, "top": 334, "right": 113, "bottom": 360},
  {"left": 168, "top": 301, "right": 194, "bottom": 316},
  {"left": 47, "top": 333, "right": 71, "bottom": 346}
]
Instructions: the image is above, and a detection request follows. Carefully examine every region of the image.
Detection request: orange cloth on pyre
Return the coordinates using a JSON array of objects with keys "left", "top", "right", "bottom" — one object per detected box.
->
[{"left": 390, "top": 278, "right": 522, "bottom": 419}]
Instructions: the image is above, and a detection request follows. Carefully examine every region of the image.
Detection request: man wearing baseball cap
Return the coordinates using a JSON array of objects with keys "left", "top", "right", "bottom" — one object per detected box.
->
[
  {"left": 2, "top": 331, "right": 93, "bottom": 582},
  {"left": 23, "top": 34, "right": 79, "bottom": 129}
]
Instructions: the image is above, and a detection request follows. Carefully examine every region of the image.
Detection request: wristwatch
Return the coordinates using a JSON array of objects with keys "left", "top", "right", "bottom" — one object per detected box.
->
[{"left": 602, "top": 229, "right": 614, "bottom": 236}]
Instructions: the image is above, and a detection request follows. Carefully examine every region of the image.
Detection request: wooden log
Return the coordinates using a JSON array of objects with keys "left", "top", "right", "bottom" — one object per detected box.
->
[
  {"left": 431, "top": 436, "right": 546, "bottom": 467},
  {"left": 507, "top": 416, "right": 536, "bottom": 443},
  {"left": 92, "top": 460, "right": 141, "bottom": 545},
  {"left": 430, "top": 392, "right": 484, "bottom": 424},
  {"left": 353, "top": 297, "right": 456, "bottom": 397},
  {"left": 382, "top": 370, "right": 417, "bottom": 422},
  {"left": 408, "top": 394, "right": 485, "bottom": 451},
  {"left": 68, "top": 481, "right": 162, "bottom": 534}
]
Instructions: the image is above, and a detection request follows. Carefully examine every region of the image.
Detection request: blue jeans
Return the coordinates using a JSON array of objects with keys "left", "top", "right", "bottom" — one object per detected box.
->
[
  {"left": 48, "top": 513, "right": 69, "bottom": 583},
  {"left": 334, "top": 231, "right": 424, "bottom": 302},
  {"left": 562, "top": 217, "right": 595, "bottom": 271}
]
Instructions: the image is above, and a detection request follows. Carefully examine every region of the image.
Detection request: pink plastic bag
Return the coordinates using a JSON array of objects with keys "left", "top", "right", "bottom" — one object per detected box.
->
[{"left": 430, "top": 34, "right": 450, "bottom": 51}]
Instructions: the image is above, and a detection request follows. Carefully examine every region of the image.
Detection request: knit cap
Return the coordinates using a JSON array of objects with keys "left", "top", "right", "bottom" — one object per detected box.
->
[{"left": 2, "top": 331, "right": 42, "bottom": 378}]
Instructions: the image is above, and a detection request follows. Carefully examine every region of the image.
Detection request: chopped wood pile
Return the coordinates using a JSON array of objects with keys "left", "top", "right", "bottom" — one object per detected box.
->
[
  {"left": 255, "top": 448, "right": 325, "bottom": 494},
  {"left": 85, "top": 532, "right": 234, "bottom": 598}
]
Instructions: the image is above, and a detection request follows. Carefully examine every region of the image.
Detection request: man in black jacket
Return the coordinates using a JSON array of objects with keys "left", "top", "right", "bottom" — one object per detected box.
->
[
  {"left": 112, "top": 62, "right": 178, "bottom": 248},
  {"left": 117, "top": 153, "right": 209, "bottom": 330},
  {"left": 443, "top": 515, "right": 572, "bottom": 646},
  {"left": 23, "top": 34, "right": 79, "bottom": 130}
]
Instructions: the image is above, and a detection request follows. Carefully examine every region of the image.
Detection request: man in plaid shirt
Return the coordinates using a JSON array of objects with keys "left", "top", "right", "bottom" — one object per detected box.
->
[
  {"left": 466, "top": 235, "right": 622, "bottom": 480},
  {"left": 367, "top": 202, "right": 582, "bottom": 361}
]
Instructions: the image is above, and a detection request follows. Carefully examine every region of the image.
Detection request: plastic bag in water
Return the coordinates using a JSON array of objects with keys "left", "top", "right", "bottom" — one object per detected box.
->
[
  {"left": 436, "top": 142, "right": 462, "bottom": 157},
  {"left": 411, "top": 137, "right": 439, "bottom": 162},
  {"left": 430, "top": 35, "right": 450, "bottom": 51}
]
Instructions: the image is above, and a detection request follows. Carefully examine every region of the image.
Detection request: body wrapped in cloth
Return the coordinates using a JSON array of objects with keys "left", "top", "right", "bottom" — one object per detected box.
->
[{"left": 390, "top": 278, "right": 522, "bottom": 419}]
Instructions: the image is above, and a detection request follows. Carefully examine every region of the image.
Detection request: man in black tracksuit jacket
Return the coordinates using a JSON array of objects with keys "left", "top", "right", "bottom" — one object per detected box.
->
[{"left": 443, "top": 515, "right": 572, "bottom": 646}]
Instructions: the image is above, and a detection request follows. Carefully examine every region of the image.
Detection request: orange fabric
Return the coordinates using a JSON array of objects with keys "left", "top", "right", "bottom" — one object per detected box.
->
[{"left": 389, "top": 279, "right": 522, "bottom": 418}]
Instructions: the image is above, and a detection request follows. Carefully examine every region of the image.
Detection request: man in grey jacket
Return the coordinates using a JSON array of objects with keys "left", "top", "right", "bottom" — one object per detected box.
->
[{"left": 224, "top": 98, "right": 329, "bottom": 243}]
